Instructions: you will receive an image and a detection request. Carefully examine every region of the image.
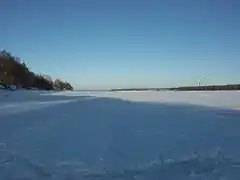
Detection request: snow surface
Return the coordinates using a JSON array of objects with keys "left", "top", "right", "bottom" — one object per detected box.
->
[{"left": 1, "top": 90, "right": 240, "bottom": 180}]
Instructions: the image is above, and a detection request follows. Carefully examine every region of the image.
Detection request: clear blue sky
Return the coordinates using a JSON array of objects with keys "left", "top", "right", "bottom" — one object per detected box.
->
[{"left": 1, "top": 0, "right": 239, "bottom": 89}]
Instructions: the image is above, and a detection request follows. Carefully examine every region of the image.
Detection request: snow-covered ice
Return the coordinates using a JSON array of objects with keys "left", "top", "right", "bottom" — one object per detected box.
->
[{"left": 1, "top": 90, "right": 240, "bottom": 179}]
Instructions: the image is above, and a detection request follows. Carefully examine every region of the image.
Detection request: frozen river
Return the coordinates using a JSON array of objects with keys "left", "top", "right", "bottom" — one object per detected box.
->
[{"left": 1, "top": 90, "right": 240, "bottom": 179}]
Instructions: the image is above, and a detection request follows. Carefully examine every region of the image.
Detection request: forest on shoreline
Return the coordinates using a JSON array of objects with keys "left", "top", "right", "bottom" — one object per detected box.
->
[
  {"left": 111, "top": 84, "right": 240, "bottom": 92},
  {"left": 0, "top": 50, "right": 73, "bottom": 91}
]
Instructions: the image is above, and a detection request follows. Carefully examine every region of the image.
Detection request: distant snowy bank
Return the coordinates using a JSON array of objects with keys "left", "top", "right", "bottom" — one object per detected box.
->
[
  {"left": 1, "top": 90, "right": 240, "bottom": 110},
  {"left": 46, "top": 90, "right": 240, "bottom": 110}
]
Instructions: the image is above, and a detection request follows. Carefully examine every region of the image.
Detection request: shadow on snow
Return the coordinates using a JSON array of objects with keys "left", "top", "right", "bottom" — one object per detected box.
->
[{"left": 1, "top": 95, "right": 240, "bottom": 179}]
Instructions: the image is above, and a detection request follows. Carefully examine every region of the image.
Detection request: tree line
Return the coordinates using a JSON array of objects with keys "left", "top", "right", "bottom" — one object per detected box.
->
[
  {"left": 0, "top": 50, "right": 73, "bottom": 91},
  {"left": 111, "top": 85, "right": 240, "bottom": 92},
  {"left": 171, "top": 84, "right": 240, "bottom": 91}
]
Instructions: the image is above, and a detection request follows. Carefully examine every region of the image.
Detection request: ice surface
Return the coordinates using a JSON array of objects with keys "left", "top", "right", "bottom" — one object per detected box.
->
[{"left": 1, "top": 90, "right": 240, "bottom": 179}]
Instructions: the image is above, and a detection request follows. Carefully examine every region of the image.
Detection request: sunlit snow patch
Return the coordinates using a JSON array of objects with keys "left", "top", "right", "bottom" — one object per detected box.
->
[{"left": 0, "top": 100, "right": 78, "bottom": 116}]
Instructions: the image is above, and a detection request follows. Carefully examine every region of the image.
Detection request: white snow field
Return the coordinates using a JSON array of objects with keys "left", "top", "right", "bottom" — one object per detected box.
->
[{"left": 1, "top": 90, "right": 240, "bottom": 180}]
